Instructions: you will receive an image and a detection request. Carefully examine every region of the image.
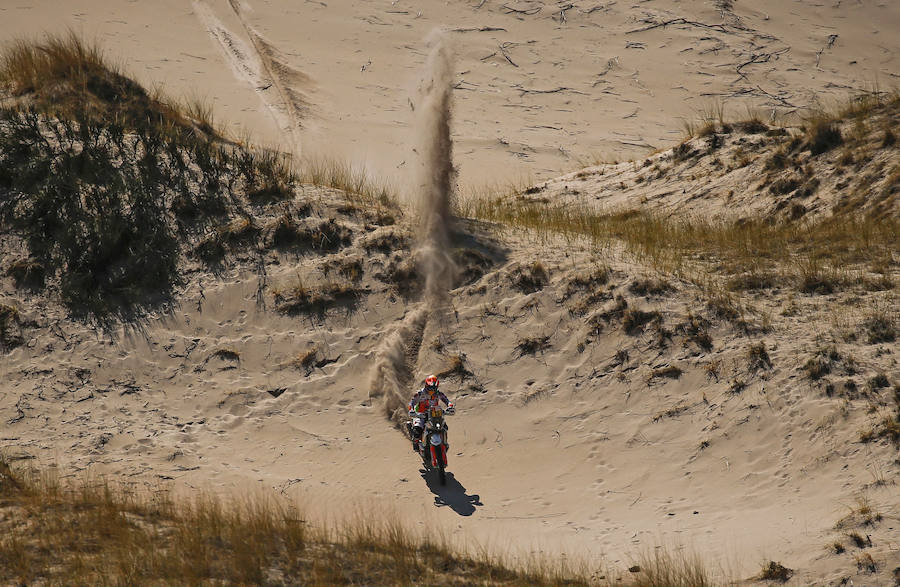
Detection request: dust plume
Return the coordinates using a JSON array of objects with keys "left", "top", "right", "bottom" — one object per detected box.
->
[
  {"left": 368, "top": 32, "right": 457, "bottom": 425},
  {"left": 413, "top": 30, "right": 457, "bottom": 305},
  {"left": 368, "top": 308, "right": 427, "bottom": 424}
]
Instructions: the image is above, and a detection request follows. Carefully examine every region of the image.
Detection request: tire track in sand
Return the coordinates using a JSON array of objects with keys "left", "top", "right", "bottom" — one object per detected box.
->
[
  {"left": 192, "top": 0, "right": 305, "bottom": 154},
  {"left": 226, "top": 0, "right": 307, "bottom": 155},
  {"left": 368, "top": 306, "right": 428, "bottom": 426}
]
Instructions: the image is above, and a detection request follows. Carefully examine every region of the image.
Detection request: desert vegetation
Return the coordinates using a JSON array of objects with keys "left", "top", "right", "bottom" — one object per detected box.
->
[
  {"left": 457, "top": 93, "right": 899, "bottom": 305},
  {"left": 1, "top": 29, "right": 899, "bottom": 586},
  {"left": 0, "top": 455, "right": 724, "bottom": 586},
  {"left": 0, "top": 33, "right": 398, "bottom": 320},
  {"left": 456, "top": 198, "right": 896, "bottom": 295}
]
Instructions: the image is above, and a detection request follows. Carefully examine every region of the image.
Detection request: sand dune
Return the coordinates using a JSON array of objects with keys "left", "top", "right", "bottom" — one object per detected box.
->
[
  {"left": 3, "top": 0, "right": 898, "bottom": 188},
  {"left": 1, "top": 1, "right": 899, "bottom": 584}
]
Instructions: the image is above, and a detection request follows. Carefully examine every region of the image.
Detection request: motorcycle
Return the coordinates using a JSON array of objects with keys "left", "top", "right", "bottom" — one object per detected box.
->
[{"left": 407, "top": 405, "right": 454, "bottom": 485}]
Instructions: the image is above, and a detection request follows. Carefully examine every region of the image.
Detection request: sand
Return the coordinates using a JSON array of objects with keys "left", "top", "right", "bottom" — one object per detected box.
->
[
  {"left": 3, "top": 0, "right": 899, "bottom": 189},
  {"left": 2, "top": 1, "right": 900, "bottom": 584}
]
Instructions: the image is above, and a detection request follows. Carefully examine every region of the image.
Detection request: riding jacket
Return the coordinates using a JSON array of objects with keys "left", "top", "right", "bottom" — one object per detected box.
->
[{"left": 407, "top": 388, "right": 452, "bottom": 415}]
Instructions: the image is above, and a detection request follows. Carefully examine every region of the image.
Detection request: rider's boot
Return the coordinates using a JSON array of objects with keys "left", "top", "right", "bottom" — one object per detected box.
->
[{"left": 413, "top": 438, "right": 420, "bottom": 453}]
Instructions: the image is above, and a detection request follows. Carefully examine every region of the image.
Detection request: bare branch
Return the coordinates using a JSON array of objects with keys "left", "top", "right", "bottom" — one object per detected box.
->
[
  {"left": 498, "top": 42, "right": 519, "bottom": 67},
  {"left": 627, "top": 17, "right": 732, "bottom": 35},
  {"left": 452, "top": 26, "right": 508, "bottom": 32},
  {"left": 815, "top": 34, "right": 838, "bottom": 69},
  {"left": 501, "top": 2, "right": 543, "bottom": 15},
  {"left": 514, "top": 85, "right": 588, "bottom": 96},
  {"left": 736, "top": 47, "right": 790, "bottom": 79}
]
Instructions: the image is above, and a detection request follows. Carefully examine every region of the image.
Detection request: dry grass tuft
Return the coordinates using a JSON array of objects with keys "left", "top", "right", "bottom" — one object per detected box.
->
[
  {"left": 855, "top": 552, "right": 877, "bottom": 573},
  {"left": 0, "top": 30, "right": 221, "bottom": 140},
  {"left": 211, "top": 348, "right": 240, "bottom": 361},
  {"left": 5, "top": 258, "right": 44, "bottom": 289},
  {"left": 0, "top": 456, "right": 607, "bottom": 585},
  {"left": 292, "top": 346, "right": 319, "bottom": 374},
  {"left": 513, "top": 261, "right": 550, "bottom": 293},
  {"left": 677, "top": 313, "right": 713, "bottom": 352},
  {"left": 628, "top": 548, "right": 713, "bottom": 586},
  {"left": 436, "top": 353, "right": 474, "bottom": 381},
  {"left": 806, "top": 117, "right": 843, "bottom": 155},
  {"left": 516, "top": 335, "right": 551, "bottom": 357},
  {"left": 623, "top": 308, "right": 661, "bottom": 334},
  {"left": 298, "top": 155, "right": 398, "bottom": 210},
  {"left": 561, "top": 266, "right": 610, "bottom": 300},
  {"left": 836, "top": 496, "right": 884, "bottom": 529},
  {"left": 651, "top": 365, "right": 683, "bottom": 380},
  {"left": 758, "top": 560, "right": 793, "bottom": 582},
  {"left": 746, "top": 342, "right": 772, "bottom": 371},
  {"left": 0, "top": 302, "right": 24, "bottom": 351},
  {"left": 846, "top": 531, "right": 871, "bottom": 548},
  {"left": 863, "top": 309, "right": 896, "bottom": 344},
  {"left": 629, "top": 277, "right": 673, "bottom": 297},
  {"left": 274, "top": 280, "right": 361, "bottom": 317}
]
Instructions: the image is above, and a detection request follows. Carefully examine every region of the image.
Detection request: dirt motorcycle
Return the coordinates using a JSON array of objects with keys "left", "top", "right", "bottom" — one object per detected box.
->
[{"left": 407, "top": 405, "right": 454, "bottom": 485}]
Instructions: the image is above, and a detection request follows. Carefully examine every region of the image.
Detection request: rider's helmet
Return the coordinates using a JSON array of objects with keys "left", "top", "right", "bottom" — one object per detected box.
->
[{"left": 424, "top": 375, "right": 439, "bottom": 393}]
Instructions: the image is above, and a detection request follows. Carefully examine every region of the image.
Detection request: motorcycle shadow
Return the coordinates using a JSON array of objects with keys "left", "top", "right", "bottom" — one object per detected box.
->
[{"left": 419, "top": 468, "right": 483, "bottom": 517}]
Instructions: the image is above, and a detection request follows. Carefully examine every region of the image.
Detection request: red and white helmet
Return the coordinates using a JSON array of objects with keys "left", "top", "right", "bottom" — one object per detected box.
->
[{"left": 424, "top": 375, "right": 439, "bottom": 390}]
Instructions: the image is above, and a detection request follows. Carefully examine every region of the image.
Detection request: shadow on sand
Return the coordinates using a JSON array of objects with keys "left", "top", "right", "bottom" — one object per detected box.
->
[{"left": 420, "top": 467, "right": 483, "bottom": 516}]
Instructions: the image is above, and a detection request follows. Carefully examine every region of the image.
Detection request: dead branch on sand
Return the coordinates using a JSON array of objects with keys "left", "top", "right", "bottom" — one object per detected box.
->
[
  {"left": 736, "top": 47, "right": 790, "bottom": 79},
  {"left": 627, "top": 17, "right": 733, "bottom": 35},
  {"left": 815, "top": 34, "right": 839, "bottom": 69},
  {"left": 452, "top": 26, "right": 507, "bottom": 32},
  {"left": 498, "top": 42, "right": 519, "bottom": 67},
  {"left": 554, "top": 3, "right": 573, "bottom": 23},
  {"left": 701, "top": 85, "right": 798, "bottom": 108},
  {"left": 513, "top": 84, "right": 587, "bottom": 96},
  {"left": 501, "top": 2, "right": 543, "bottom": 16}
]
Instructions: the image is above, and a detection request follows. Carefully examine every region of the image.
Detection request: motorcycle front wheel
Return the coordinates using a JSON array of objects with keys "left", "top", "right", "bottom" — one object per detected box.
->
[{"left": 432, "top": 444, "right": 446, "bottom": 486}]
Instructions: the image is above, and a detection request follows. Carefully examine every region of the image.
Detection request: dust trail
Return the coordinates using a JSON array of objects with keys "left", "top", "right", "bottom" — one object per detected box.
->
[
  {"left": 368, "top": 308, "right": 427, "bottom": 425},
  {"left": 368, "top": 32, "right": 458, "bottom": 424},
  {"left": 414, "top": 30, "right": 457, "bottom": 306}
]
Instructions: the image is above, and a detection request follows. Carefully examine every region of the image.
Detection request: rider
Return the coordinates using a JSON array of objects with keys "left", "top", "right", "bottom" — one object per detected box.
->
[{"left": 407, "top": 375, "right": 454, "bottom": 452}]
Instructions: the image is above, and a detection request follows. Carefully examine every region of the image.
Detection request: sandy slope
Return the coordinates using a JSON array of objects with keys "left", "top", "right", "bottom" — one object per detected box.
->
[
  {"left": 2, "top": 201, "right": 898, "bottom": 583},
  {"left": 3, "top": 0, "right": 898, "bottom": 189},
  {"left": 2, "top": 1, "right": 900, "bottom": 584}
]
